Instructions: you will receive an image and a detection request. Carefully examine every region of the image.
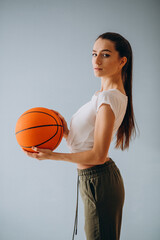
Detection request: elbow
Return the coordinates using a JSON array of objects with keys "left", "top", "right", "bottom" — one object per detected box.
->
[
  {"left": 99, "top": 156, "right": 108, "bottom": 165},
  {"left": 92, "top": 150, "right": 107, "bottom": 165}
]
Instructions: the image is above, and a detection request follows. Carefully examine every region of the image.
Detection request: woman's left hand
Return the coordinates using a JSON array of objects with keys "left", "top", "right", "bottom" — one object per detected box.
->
[{"left": 22, "top": 147, "right": 53, "bottom": 160}]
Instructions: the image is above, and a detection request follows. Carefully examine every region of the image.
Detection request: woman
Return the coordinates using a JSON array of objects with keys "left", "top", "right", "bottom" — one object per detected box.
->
[{"left": 23, "top": 32, "right": 138, "bottom": 240}]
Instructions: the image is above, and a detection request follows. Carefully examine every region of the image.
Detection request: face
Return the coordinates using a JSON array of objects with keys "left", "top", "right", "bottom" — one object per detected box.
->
[{"left": 92, "top": 38, "right": 126, "bottom": 78}]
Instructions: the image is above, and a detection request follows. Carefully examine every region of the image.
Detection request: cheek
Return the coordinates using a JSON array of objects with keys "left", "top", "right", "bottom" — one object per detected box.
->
[
  {"left": 104, "top": 59, "right": 119, "bottom": 70},
  {"left": 103, "top": 60, "right": 114, "bottom": 70}
]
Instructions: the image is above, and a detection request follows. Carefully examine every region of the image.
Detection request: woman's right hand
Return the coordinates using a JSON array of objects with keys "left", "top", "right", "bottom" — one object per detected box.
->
[{"left": 51, "top": 109, "right": 69, "bottom": 139}]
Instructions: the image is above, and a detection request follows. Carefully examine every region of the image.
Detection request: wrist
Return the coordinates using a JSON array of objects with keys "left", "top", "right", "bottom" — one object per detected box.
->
[{"left": 48, "top": 151, "right": 54, "bottom": 160}]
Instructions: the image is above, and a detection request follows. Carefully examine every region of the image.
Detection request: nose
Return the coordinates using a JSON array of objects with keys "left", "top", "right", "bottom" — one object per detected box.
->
[{"left": 95, "top": 54, "right": 102, "bottom": 65}]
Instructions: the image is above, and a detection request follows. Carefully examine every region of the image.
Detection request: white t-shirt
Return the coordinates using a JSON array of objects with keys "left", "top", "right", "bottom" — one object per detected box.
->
[{"left": 66, "top": 89, "right": 128, "bottom": 153}]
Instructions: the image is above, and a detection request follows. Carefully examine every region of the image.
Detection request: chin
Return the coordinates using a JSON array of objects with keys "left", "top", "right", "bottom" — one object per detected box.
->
[{"left": 94, "top": 72, "right": 103, "bottom": 77}]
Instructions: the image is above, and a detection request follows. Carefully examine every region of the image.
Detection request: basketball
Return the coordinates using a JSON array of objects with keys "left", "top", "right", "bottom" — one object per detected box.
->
[{"left": 15, "top": 107, "right": 63, "bottom": 152}]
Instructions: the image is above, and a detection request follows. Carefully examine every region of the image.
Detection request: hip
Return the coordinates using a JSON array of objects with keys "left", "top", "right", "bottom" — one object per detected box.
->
[{"left": 77, "top": 158, "right": 125, "bottom": 205}]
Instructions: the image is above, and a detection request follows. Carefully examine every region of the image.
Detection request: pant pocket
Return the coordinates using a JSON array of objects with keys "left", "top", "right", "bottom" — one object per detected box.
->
[
  {"left": 80, "top": 179, "right": 96, "bottom": 207},
  {"left": 89, "top": 179, "right": 96, "bottom": 202}
]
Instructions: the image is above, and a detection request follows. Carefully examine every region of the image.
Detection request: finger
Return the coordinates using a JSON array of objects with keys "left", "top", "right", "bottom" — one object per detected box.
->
[
  {"left": 32, "top": 147, "right": 43, "bottom": 152},
  {"left": 51, "top": 109, "right": 64, "bottom": 119},
  {"left": 50, "top": 109, "right": 60, "bottom": 116},
  {"left": 22, "top": 148, "right": 29, "bottom": 154},
  {"left": 24, "top": 150, "right": 38, "bottom": 158},
  {"left": 51, "top": 109, "right": 58, "bottom": 114},
  {"left": 32, "top": 147, "right": 51, "bottom": 155}
]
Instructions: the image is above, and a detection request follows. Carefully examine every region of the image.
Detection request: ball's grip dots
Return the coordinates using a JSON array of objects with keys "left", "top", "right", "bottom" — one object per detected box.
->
[{"left": 15, "top": 107, "right": 63, "bottom": 152}]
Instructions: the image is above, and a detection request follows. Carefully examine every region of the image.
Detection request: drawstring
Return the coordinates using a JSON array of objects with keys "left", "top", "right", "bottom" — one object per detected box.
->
[{"left": 72, "top": 175, "right": 80, "bottom": 240}]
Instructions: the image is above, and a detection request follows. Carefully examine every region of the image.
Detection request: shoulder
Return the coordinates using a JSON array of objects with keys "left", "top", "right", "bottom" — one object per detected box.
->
[{"left": 96, "top": 91, "right": 118, "bottom": 118}]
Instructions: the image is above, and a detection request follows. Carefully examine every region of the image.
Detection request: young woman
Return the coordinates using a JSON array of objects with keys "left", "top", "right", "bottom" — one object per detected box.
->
[{"left": 23, "top": 32, "right": 138, "bottom": 240}]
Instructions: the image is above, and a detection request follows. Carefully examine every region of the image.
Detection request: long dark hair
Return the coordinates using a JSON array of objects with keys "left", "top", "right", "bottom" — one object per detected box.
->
[{"left": 96, "top": 32, "right": 140, "bottom": 150}]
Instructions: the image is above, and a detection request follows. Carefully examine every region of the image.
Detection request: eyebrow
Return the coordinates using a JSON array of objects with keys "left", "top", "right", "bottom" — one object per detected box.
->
[{"left": 92, "top": 49, "right": 112, "bottom": 53}]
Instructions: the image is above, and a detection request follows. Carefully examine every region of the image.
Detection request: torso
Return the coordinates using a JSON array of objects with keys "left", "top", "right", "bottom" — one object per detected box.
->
[
  {"left": 77, "top": 88, "right": 127, "bottom": 170},
  {"left": 77, "top": 156, "right": 110, "bottom": 169}
]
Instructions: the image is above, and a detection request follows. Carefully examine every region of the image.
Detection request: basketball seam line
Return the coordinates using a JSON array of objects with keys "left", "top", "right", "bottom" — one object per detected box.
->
[
  {"left": 19, "top": 111, "right": 60, "bottom": 123},
  {"left": 15, "top": 124, "right": 63, "bottom": 135},
  {"left": 20, "top": 125, "right": 63, "bottom": 148}
]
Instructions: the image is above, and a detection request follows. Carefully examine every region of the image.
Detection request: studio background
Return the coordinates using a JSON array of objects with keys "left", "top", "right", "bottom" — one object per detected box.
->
[{"left": 0, "top": 0, "right": 160, "bottom": 239}]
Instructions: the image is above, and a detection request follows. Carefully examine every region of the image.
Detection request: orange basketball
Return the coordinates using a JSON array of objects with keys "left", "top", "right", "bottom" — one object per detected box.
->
[{"left": 15, "top": 107, "right": 63, "bottom": 152}]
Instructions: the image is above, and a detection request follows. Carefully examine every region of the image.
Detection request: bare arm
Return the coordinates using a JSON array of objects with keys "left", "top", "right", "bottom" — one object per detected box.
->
[{"left": 24, "top": 104, "right": 115, "bottom": 165}]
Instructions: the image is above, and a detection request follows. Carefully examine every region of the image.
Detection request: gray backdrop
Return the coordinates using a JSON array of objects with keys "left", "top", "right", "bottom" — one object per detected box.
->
[{"left": 1, "top": 0, "right": 160, "bottom": 239}]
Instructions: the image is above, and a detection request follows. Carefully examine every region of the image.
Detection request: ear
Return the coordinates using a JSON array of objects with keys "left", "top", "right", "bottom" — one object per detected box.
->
[{"left": 120, "top": 56, "right": 127, "bottom": 68}]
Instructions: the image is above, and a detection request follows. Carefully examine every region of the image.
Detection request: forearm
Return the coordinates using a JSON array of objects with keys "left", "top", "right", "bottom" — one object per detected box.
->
[{"left": 49, "top": 149, "right": 104, "bottom": 165}]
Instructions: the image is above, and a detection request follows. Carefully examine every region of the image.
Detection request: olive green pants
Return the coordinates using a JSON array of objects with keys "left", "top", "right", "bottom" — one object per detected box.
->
[{"left": 74, "top": 158, "right": 125, "bottom": 240}]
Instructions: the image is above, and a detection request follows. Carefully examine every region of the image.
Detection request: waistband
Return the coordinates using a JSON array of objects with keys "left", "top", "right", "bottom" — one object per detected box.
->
[{"left": 77, "top": 158, "right": 115, "bottom": 177}]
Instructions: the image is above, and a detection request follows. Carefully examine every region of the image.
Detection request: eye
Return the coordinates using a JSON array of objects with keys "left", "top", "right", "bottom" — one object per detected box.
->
[
  {"left": 92, "top": 53, "right": 110, "bottom": 58},
  {"left": 103, "top": 54, "right": 110, "bottom": 57}
]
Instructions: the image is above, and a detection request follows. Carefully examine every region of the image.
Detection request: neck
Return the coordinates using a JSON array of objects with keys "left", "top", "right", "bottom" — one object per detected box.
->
[{"left": 100, "top": 74, "right": 124, "bottom": 91}]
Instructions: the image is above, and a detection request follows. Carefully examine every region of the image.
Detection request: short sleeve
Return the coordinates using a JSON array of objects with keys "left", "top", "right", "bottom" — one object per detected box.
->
[{"left": 96, "top": 91, "right": 118, "bottom": 118}]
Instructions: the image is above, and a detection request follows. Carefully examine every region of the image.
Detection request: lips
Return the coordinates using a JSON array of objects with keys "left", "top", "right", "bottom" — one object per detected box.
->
[{"left": 94, "top": 68, "right": 102, "bottom": 70}]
